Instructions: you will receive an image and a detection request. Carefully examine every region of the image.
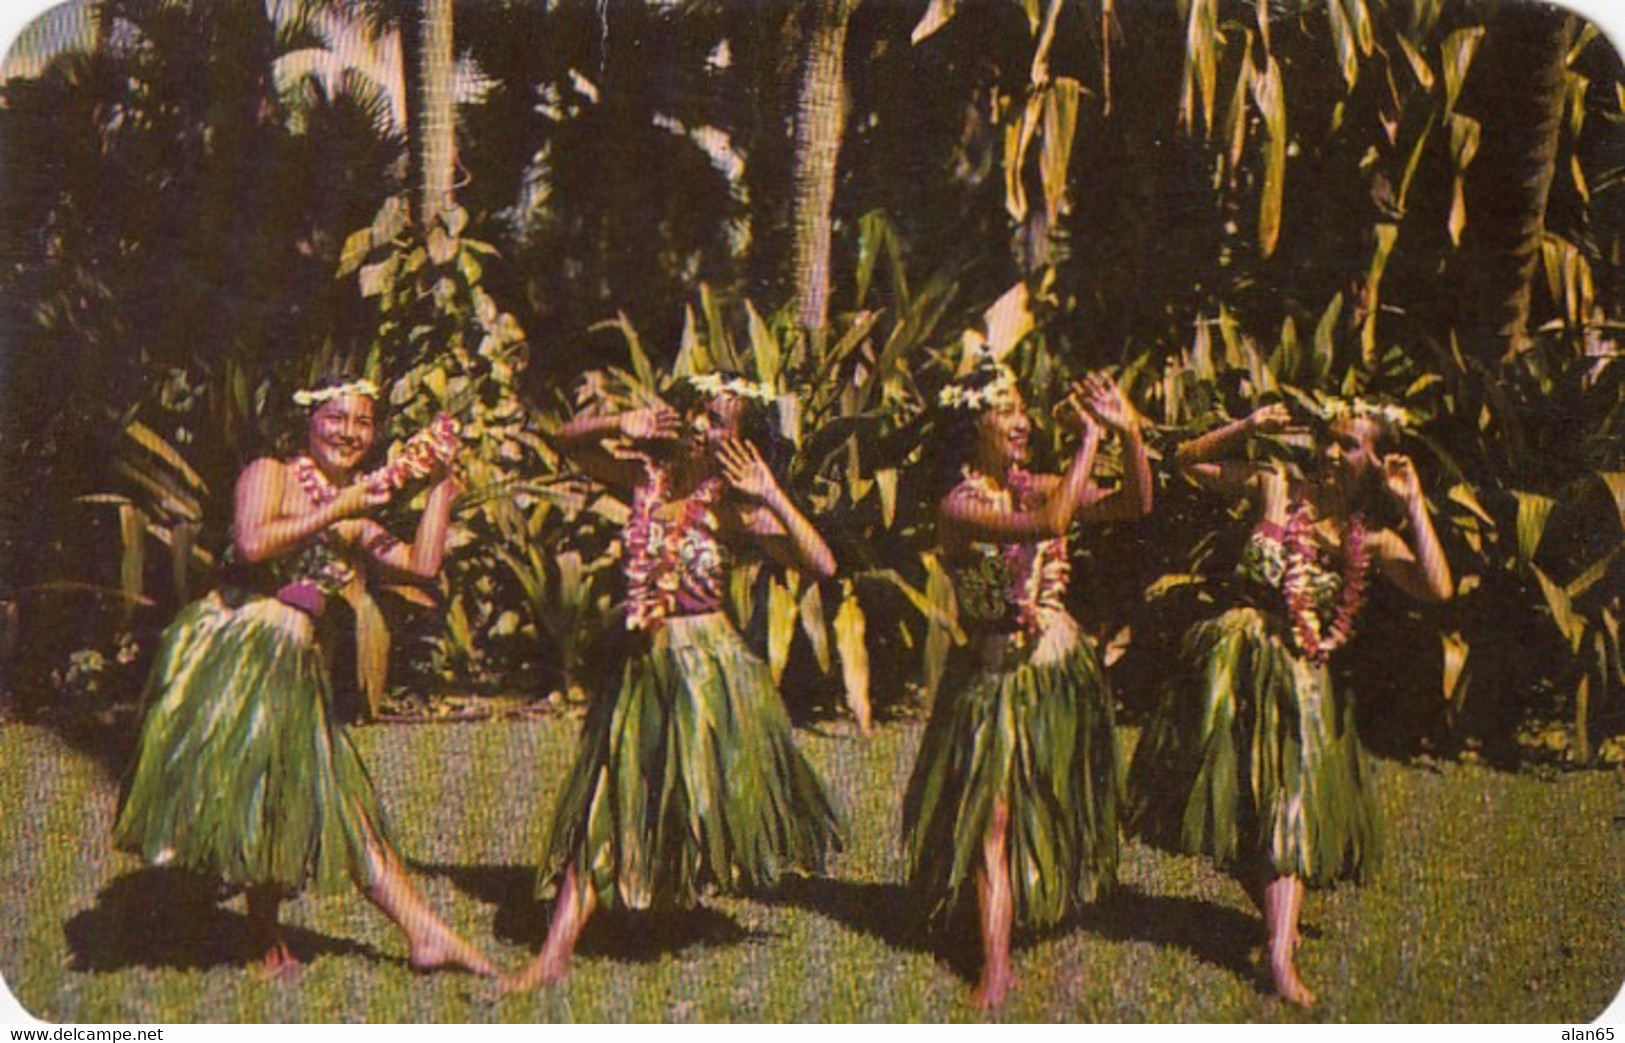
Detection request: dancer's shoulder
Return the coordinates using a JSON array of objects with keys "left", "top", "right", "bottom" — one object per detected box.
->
[{"left": 234, "top": 456, "right": 293, "bottom": 495}]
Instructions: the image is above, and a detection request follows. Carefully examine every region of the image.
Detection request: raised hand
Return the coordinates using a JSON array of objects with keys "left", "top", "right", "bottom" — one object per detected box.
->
[
  {"left": 716, "top": 439, "right": 780, "bottom": 502},
  {"left": 1248, "top": 402, "right": 1292, "bottom": 434},
  {"left": 1382, "top": 453, "right": 1423, "bottom": 506},
  {"left": 1079, "top": 372, "right": 1134, "bottom": 434},
  {"left": 619, "top": 407, "right": 681, "bottom": 442},
  {"left": 1055, "top": 386, "right": 1100, "bottom": 438},
  {"left": 333, "top": 474, "right": 392, "bottom": 519}
]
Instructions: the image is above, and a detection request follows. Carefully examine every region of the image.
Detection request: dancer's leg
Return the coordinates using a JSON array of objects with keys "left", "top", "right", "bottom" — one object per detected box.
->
[
  {"left": 1262, "top": 875, "right": 1314, "bottom": 1007},
  {"left": 359, "top": 837, "right": 496, "bottom": 976},
  {"left": 504, "top": 864, "right": 597, "bottom": 992},
  {"left": 972, "top": 800, "right": 1014, "bottom": 1011}
]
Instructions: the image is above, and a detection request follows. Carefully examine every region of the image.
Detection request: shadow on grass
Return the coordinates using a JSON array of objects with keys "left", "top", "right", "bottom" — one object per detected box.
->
[
  {"left": 65, "top": 867, "right": 380, "bottom": 972},
  {"left": 406, "top": 862, "right": 538, "bottom": 944},
  {"left": 776, "top": 875, "right": 1279, "bottom": 997},
  {"left": 1067, "top": 886, "right": 1267, "bottom": 992},
  {"left": 774, "top": 876, "right": 983, "bottom": 985},
  {"left": 412, "top": 860, "right": 764, "bottom": 963}
]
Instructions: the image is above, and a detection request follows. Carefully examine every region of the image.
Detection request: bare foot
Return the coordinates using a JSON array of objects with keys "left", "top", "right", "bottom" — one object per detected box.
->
[
  {"left": 972, "top": 963, "right": 1014, "bottom": 1013},
  {"left": 503, "top": 867, "right": 592, "bottom": 993},
  {"left": 500, "top": 949, "right": 569, "bottom": 993},
  {"left": 1268, "top": 954, "right": 1316, "bottom": 1009},
  {"left": 358, "top": 838, "right": 498, "bottom": 977},
  {"left": 1261, "top": 875, "right": 1313, "bottom": 1008},
  {"left": 407, "top": 928, "right": 498, "bottom": 978}
]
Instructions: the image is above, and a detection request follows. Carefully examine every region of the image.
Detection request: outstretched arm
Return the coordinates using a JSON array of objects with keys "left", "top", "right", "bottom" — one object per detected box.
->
[
  {"left": 1175, "top": 403, "right": 1290, "bottom": 501},
  {"left": 552, "top": 407, "right": 678, "bottom": 493},
  {"left": 1369, "top": 454, "right": 1453, "bottom": 602},
  {"left": 233, "top": 458, "right": 389, "bottom": 564},
  {"left": 718, "top": 439, "right": 837, "bottom": 580}
]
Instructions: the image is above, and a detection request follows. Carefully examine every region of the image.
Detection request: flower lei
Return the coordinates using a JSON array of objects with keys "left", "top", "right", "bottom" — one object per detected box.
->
[
  {"left": 622, "top": 460, "right": 723, "bottom": 631},
  {"left": 293, "top": 378, "right": 379, "bottom": 408},
  {"left": 375, "top": 413, "right": 461, "bottom": 489},
  {"left": 292, "top": 454, "right": 340, "bottom": 508},
  {"left": 1280, "top": 502, "right": 1370, "bottom": 664},
  {"left": 938, "top": 364, "right": 1020, "bottom": 412},
  {"left": 687, "top": 372, "right": 777, "bottom": 403}
]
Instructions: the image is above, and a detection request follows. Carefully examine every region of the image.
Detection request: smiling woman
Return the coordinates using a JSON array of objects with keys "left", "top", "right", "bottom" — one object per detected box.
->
[
  {"left": 110, "top": 376, "right": 494, "bottom": 977},
  {"left": 304, "top": 384, "right": 378, "bottom": 478},
  {"left": 902, "top": 361, "right": 1152, "bottom": 1011}
]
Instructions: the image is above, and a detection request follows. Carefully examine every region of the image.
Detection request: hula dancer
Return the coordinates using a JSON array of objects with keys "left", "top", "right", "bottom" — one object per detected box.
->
[
  {"left": 902, "top": 363, "right": 1151, "bottom": 1011},
  {"left": 506, "top": 373, "right": 841, "bottom": 990},
  {"left": 113, "top": 377, "right": 494, "bottom": 976},
  {"left": 1128, "top": 400, "right": 1451, "bottom": 1007}
]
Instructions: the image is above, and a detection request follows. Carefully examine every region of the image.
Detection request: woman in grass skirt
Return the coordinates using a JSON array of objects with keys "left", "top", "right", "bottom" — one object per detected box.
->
[
  {"left": 1128, "top": 400, "right": 1451, "bottom": 1006},
  {"left": 506, "top": 373, "right": 840, "bottom": 990},
  {"left": 113, "top": 378, "right": 493, "bottom": 976},
  {"left": 902, "top": 363, "right": 1151, "bottom": 1010}
]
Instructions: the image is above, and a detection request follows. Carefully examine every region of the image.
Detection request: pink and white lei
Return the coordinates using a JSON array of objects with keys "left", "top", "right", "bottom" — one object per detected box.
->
[
  {"left": 374, "top": 413, "right": 461, "bottom": 490},
  {"left": 1280, "top": 502, "right": 1370, "bottom": 664},
  {"left": 292, "top": 453, "right": 340, "bottom": 509},
  {"left": 622, "top": 460, "right": 723, "bottom": 632}
]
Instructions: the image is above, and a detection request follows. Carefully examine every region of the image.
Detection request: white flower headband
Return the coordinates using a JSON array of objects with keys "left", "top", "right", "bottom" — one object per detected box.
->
[
  {"left": 687, "top": 372, "right": 777, "bottom": 403},
  {"left": 938, "top": 365, "right": 1020, "bottom": 412},
  {"left": 293, "top": 379, "right": 380, "bottom": 407},
  {"left": 1317, "top": 396, "right": 1414, "bottom": 428}
]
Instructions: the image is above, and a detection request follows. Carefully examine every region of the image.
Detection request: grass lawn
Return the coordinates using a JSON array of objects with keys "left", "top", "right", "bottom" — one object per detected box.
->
[{"left": 1, "top": 713, "right": 1620, "bottom": 1023}]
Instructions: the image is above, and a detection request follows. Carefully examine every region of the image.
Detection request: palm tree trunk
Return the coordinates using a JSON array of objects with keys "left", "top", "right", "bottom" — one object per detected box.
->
[
  {"left": 405, "top": 0, "right": 456, "bottom": 227},
  {"left": 790, "top": 0, "right": 857, "bottom": 341},
  {"left": 1456, "top": 1, "right": 1575, "bottom": 358}
]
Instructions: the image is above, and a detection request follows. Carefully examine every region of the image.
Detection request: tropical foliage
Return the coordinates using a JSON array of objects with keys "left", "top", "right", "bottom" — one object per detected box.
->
[{"left": 1, "top": 0, "right": 1621, "bottom": 764}]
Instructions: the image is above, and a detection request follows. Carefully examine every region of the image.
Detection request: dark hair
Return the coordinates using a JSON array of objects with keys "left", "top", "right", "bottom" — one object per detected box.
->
[{"left": 932, "top": 363, "right": 1017, "bottom": 499}]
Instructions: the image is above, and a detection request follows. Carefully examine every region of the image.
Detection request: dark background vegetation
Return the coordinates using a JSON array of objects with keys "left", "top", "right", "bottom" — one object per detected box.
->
[{"left": 0, "top": 0, "right": 1621, "bottom": 767}]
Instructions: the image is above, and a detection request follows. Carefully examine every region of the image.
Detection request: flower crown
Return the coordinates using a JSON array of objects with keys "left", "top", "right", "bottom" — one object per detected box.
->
[
  {"left": 1317, "top": 396, "right": 1413, "bottom": 428},
  {"left": 687, "top": 372, "right": 777, "bottom": 403},
  {"left": 293, "top": 379, "right": 380, "bottom": 408},
  {"left": 938, "top": 364, "right": 1020, "bottom": 412}
]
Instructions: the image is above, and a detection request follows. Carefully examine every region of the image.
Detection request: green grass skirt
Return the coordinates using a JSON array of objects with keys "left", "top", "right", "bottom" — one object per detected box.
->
[
  {"left": 1127, "top": 606, "right": 1380, "bottom": 885},
  {"left": 536, "top": 612, "right": 843, "bottom": 911},
  {"left": 902, "top": 611, "right": 1120, "bottom": 928},
  {"left": 113, "top": 593, "right": 387, "bottom": 894}
]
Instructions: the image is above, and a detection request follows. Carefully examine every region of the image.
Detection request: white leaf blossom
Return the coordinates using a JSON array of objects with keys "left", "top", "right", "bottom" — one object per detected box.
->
[
  {"left": 293, "top": 379, "right": 380, "bottom": 407},
  {"left": 938, "top": 365, "right": 1020, "bottom": 412}
]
